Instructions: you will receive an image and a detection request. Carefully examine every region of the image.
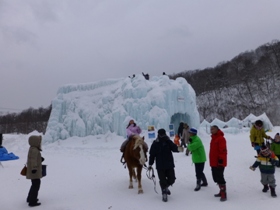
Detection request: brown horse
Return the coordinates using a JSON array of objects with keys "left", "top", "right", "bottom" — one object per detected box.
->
[{"left": 124, "top": 135, "right": 148, "bottom": 194}]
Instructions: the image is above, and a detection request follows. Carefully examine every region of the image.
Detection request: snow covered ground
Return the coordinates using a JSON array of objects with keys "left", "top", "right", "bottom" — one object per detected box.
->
[{"left": 1, "top": 127, "right": 280, "bottom": 210}]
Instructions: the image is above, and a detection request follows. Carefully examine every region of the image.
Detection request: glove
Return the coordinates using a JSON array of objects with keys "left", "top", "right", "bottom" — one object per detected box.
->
[
  {"left": 41, "top": 157, "right": 45, "bottom": 162},
  {"left": 217, "top": 159, "right": 223, "bottom": 168},
  {"left": 218, "top": 159, "right": 223, "bottom": 165},
  {"left": 148, "top": 165, "right": 152, "bottom": 171},
  {"left": 31, "top": 169, "right": 37, "bottom": 174},
  {"left": 249, "top": 166, "right": 255, "bottom": 171},
  {"left": 270, "top": 159, "right": 278, "bottom": 166},
  {"left": 251, "top": 142, "right": 255, "bottom": 147}
]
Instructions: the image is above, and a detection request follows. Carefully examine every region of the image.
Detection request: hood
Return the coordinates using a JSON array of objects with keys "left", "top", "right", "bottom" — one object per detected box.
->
[
  {"left": 212, "top": 129, "right": 224, "bottom": 138},
  {"left": 158, "top": 135, "right": 170, "bottom": 142},
  {"left": 29, "top": 135, "right": 42, "bottom": 150}
]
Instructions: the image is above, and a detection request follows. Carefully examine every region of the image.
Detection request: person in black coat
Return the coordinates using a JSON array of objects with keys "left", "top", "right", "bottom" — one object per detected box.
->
[
  {"left": 142, "top": 72, "right": 150, "bottom": 80},
  {"left": 148, "top": 129, "right": 179, "bottom": 202},
  {"left": 0, "top": 133, "right": 3, "bottom": 148}
]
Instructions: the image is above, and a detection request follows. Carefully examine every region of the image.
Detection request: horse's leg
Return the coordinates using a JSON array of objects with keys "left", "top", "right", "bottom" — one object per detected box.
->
[
  {"left": 128, "top": 165, "right": 133, "bottom": 189},
  {"left": 132, "top": 168, "right": 137, "bottom": 182},
  {"left": 137, "top": 166, "right": 143, "bottom": 194}
]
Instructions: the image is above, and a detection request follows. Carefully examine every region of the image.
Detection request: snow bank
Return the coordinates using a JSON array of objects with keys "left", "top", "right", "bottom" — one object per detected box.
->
[{"left": 200, "top": 113, "right": 273, "bottom": 134}]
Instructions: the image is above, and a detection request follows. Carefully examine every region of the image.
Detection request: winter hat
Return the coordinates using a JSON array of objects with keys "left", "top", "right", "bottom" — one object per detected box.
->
[
  {"left": 188, "top": 128, "right": 197, "bottom": 135},
  {"left": 260, "top": 146, "right": 271, "bottom": 156},
  {"left": 274, "top": 133, "right": 280, "bottom": 142},
  {"left": 158, "top": 129, "right": 166, "bottom": 137},
  {"left": 255, "top": 120, "right": 263, "bottom": 127}
]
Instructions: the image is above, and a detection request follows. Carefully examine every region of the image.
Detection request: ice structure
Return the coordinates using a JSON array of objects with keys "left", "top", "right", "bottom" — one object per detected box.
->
[
  {"left": 44, "top": 74, "right": 200, "bottom": 143},
  {"left": 200, "top": 113, "right": 273, "bottom": 134}
]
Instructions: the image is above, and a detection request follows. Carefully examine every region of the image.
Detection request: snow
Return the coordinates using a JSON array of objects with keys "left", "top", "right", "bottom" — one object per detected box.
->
[
  {"left": 45, "top": 75, "right": 200, "bottom": 143},
  {"left": 200, "top": 113, "right": 273, "bottom": 134},
  {"left": 1, "top": 127, "right": 280, "bottom": 210}
]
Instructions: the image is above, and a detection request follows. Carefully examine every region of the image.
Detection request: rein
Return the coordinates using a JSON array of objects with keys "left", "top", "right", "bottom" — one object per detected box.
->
[
  {"left": 120, "top": 154, "right": 126, "bottom": 168},
  {"left": 144, "top": 165, "right": 158, "bottom": 194}
]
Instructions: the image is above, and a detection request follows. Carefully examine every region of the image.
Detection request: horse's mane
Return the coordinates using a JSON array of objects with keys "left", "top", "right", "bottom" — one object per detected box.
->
[{"left": 128, "top": 135, "right": 145, "bottom": 150}]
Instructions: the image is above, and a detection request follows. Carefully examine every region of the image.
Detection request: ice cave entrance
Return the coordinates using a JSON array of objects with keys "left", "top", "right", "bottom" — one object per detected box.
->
[{"left": 170, "top": 113, "right": 191, "bottom": 133}]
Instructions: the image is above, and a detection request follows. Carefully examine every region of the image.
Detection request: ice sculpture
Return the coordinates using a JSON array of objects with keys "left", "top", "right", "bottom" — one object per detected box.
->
[{"left": 44, "top": 74, "right": 200, "bottom": 143}]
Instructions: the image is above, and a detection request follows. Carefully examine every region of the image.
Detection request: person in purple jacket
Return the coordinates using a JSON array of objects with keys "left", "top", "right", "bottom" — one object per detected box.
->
[{"left": 120, "top": 120, "right": 147, "bottom": 152}]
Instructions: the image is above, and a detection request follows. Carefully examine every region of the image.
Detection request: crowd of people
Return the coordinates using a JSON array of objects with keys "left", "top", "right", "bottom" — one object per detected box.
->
[
  {"left": 120, "top": 120, "right": 228, "bottom": 202},
  {"left": 120, "top": 119, "right": 279, "bottom": 203},
  {"left": 249, "top": 120, "right": 280, "bottom": 198},
  {"left": 2, "top": 117, "right": 279, "bottom": 206}
]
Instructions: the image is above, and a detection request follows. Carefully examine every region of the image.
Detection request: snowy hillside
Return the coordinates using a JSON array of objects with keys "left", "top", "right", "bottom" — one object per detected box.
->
[
  {"left": 45, "top": 75, "right": 199, "bottom": 143},
  {"left": 1, "top": 128, "right": 280, "bottom": 210}
]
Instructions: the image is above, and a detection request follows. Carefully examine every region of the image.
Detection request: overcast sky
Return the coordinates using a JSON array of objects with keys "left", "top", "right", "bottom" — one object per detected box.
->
[{"left": 1, "top": 0, "right": 280, "bottom": 111}]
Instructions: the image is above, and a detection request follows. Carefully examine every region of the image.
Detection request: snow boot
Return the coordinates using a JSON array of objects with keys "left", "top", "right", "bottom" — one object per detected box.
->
[
  {"left": 28, "top": 202, "right": 41, "bottom": 207},
  {"left": 201, "top": 175, "right": 208, "bottom": 187},
  {"left": 220, "top": 184, "right": 227, "bottom": 202},
  {"left": 185, "top": 149, "right": 189, "bottom": 156},
  {"left": 270, "top": 186, "right": 277, "bottom": 197},
  {"left": 214, "top": 184, "right": 221, "bottom": 197},
  {"left": 166, "top": 187, "right": 171, "bottom": 195},
  {"left": 194, "top": 179, "right": 201, "bottom": 191},
  {"left": 26, "top": 198, "right": 39, "bottom": 203},
  {"left": 162, "top": 188, "right": 168, "bottom": 202},
  {"left": 262, "top": 184, "right": 269, "bottom": 193}
]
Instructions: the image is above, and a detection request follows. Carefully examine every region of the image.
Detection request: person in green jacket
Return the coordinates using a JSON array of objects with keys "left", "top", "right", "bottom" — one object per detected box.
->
[
  {"left": 271, "top": 133, "right": 280, "bottom": 167},
  {"left": 250, "top": 120, "right": 271, "bottom": 155},
  {"left": 187, "top": 128, "right": 208, "bottom": 191}
]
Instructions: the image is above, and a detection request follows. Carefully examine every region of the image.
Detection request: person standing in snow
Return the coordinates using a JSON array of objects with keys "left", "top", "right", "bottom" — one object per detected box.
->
[
  {"left": 187, "top": 128, "right": 208, "bottom": 191},
  {"left": 120, "top": 120, "right": 146, "bottom": 152},
  {"left": 177, "top": 122, "right": 184, "bottom": 145},
  {"left": 250, "top": 146, "right": 279, "bottom": 197},
  {"left": 209, "top": 125, "right": 227, "bottom": 202},
  {"left": 181, "top": 123, "right": 189, "bottom": 152},
  {"left": 0, "top": 133, "right": 3, "bottom": 148},
  {"left": 148, "top": 128, "right": 180, "bottom": 202},
  {"left": 250, "top": 120, "right": 272, "bottom": 155},
  {"left": 142, "top": 72, "right": 150, "bottom": 80},
  {"left": 26, "top": 135, "right": 44, "bottom": 207},
  {"left": 270, "top": 133, "right": 280, "bottom": 167}
]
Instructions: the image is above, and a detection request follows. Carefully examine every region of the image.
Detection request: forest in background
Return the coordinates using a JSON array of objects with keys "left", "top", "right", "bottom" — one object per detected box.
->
[
  {"left": 1, "top": 40, "right": 280, "bottom": 134},
  {"left": 170, "top": 40, "right": 280, "bottom": 125},
  {"left": 0, "top": 105, "right": 51, "bottom": 134}
]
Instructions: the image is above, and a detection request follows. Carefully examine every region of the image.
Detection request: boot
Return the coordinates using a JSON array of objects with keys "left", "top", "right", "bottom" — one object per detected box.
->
[
  {"left": 194, "top": 179, "right": 201, "bottom": 191},
  {"left": 214, "top": 184, "right": 221, "bottom": 197},
  {"left": 185, "top": 149, "right": 189, "bottom": 156},
  {"left": 201, "top": 175, "right": 208, "bottom": 187},
  {"left": 166, "top": 187, "right": 171, "bottom": 195},
  {"left": 270, "top": 186, "right": 277, "bottom": 197},
  {"left": 262, "top": 184, "right": 269, "bottom": 193},
  {"left": 162, "top": 188, "right": 168, "bottom": 202},
  {"left": 28, "top": 202, "right": 41, "bottom": 207},
  {"left": 26, "top": 198, "right": 39, "bottom": 203},
  {"left": 220, "top": 184, "right": 227, "bottom": 202}
]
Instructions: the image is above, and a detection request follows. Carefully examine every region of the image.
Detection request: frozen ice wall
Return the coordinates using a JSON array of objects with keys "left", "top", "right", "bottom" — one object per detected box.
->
[{"left": 44, "top": 75, "right": 200, "bottom": 143}]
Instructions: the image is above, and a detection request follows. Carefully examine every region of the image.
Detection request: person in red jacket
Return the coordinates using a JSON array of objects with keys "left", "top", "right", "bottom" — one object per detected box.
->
[{"left": 209, "top": 125, "right": 227, "bottom": 202}]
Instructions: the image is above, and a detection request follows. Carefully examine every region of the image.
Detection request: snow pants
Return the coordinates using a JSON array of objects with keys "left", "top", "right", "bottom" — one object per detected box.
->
[
  {"left": 157, "top": 168, "right": 176, "bottom": 191},
  {"left": 27, "top": 179, "right": 41, "bottom": 204},
  {"left": 260, "top": 173, "right": 276, "bottom": 188},
  {"left": 211, "top": 167, "right": 226, "bottom": 185}
]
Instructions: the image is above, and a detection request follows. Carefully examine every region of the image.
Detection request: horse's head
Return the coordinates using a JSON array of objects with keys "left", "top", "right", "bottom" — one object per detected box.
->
[{"left": 131, "top": 135, "right": 147, "bottom": 166}]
